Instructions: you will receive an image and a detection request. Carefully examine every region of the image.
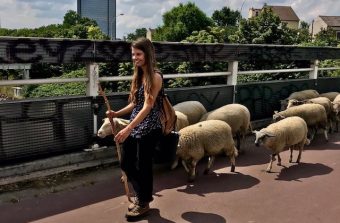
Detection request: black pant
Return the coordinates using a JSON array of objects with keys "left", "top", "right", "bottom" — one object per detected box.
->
[{"left": 121, "top": 128, "right": 161, "bottom": 203}]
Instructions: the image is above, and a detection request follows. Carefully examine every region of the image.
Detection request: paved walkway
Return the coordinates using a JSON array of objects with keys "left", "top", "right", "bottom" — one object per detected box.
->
[{"left": 1, "top": 132, "right": 340, "bottom": 223}]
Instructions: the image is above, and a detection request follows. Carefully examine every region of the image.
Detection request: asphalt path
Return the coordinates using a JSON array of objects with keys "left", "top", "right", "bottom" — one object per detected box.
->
[{"left": 1, "top": 131, "right": 339, "bottom": 223}]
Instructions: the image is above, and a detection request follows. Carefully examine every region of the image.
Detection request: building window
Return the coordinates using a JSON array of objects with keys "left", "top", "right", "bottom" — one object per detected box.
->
[{"left": 337, "top": 31, "right": 340, "bottom": 40}]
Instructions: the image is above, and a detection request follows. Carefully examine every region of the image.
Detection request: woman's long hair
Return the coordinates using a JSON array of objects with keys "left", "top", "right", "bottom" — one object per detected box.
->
[{"left": 129, "top": 38, "right": 158, "bottom": 104}]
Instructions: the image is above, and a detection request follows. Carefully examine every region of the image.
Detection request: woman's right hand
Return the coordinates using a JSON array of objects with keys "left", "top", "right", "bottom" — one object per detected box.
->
[{"left": 106, "top": 110, "right": 117, "bottom": 118}]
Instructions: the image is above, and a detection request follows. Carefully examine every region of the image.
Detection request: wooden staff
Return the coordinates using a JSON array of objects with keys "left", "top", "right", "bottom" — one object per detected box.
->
[{"left": 97, "top": 82, "right": 132, "bottom": 203}]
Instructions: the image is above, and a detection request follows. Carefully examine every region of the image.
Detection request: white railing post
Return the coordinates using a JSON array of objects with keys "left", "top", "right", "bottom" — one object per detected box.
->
[
  {"left": 309, "top": 59, "right": 319, "bottom": 79},
  {"left": 227, "top": 61, "right": 238, "bottom": 103},
  {"left": 86, "top": 62, "right": 99, "bottom": 96},
  {"left": 86, "top": 62, "right": 99, "bottom": 148}
]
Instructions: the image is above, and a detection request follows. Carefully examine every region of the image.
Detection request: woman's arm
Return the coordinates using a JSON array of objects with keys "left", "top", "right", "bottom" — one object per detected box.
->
[{"left": 106, "top": 102, "right": 135, "bottom": 118}]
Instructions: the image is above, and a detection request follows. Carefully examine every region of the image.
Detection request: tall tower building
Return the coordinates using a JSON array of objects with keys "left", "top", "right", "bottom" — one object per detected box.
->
[{"left": 77, "top": 0, "right": 117, "bottom": 39}]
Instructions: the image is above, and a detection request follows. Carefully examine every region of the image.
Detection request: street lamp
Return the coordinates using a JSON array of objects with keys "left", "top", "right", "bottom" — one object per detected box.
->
[{"left": 111, "top": 13, "right": 124, "bottom": 40}]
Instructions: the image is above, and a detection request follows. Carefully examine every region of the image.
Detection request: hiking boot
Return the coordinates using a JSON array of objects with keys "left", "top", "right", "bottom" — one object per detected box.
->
[
  {"left": 128, "top": 197, "right": 139, "bottom": 211},
  {"left": 125, "top": 203, "right": 150, "bottom": 219}
]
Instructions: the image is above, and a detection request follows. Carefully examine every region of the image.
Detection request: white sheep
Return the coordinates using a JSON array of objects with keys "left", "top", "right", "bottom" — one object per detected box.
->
[
  {"left": 280, "top": 89, "right": 320, "bottom": 111},
  {"left": 173, "top": 101, "right": 207, "bottom": 125},
  {"left": 176, "top": 120, "right": 238, "bottom": 182},
  {"left": 287, "top": 97, "right": 335, "bottom": 133},
  {"left": 199, "top": 103, "right": 251, "bottom": 152},
  {"left": 97, "top": 117, "right": 130, "bottom": 138},
  {"left": 320, "top": 92, "right": 339, "bottom": 101},
  {"left": 175, "top": 110, "right": 190, "bottom": 131},
  {"left": 273, "top": 103, "right": 328, "bottom": 141},
  {"left": 332, "top": 94, "right": 340, "bottom": 132},
  {"left": 97, "top": 117, "right": 131, "bottom": 191},
  {"left": 253, "top": 116, "right": 310, "bottom": 172}
]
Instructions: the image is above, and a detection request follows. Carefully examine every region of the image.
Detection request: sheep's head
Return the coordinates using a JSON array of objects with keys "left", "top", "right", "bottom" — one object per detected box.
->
[
  {"left": 333, "top": 102, "right": 340, "bottom": 116},
  {"left": 252, "top": 130, "right": 276, "bottom": 147},
  {"left": 272, "top": 111, "right": 285, "bottom": 122},
  {"left": 97, "top": 118, "right": 114, "bottom": 138},
  {"left": 280, "top": 99, "right": 288, "bottom": 111},
  {"left": 287, "top": 99, "right": 303, "bottom": 108}
]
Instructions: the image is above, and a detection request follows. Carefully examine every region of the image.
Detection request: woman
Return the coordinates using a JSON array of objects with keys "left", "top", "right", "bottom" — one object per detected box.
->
[{"left": 107, "top": 37, "right": 163, "bottom": 219}]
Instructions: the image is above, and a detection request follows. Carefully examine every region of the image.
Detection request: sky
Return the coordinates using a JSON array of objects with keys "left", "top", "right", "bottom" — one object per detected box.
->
[{"left": 0, "top": 0, "right": 339, "bottom": 39}]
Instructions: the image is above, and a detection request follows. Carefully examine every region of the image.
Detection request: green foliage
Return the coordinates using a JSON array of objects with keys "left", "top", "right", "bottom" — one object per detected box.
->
[
  {"left": 125, "top": 28, "right": 147, "bottom": 40},
  {"left": 212, "top": 7, "right": 241, "bottom": 27},
  {"left": 229, "top": 8, "right": 297, "bottom": 45},
  {"left": 319, "top": 59, "right": 340, "bottom": 77},
  {"left": 313, "top": 28, "right": 339, "bottom": 47},
  {"left": 116, "top": 63, "right": 133, "bottom": 92},
  {"left": 300, "top": 21, "right": 309, "bottom": 29},
  {"left": 153, "top": 2, "right": 213, "bottom": 41},
  {"left": 183, "top": 26, "right": 236, "bottom": 43},
  {"left": 87, "top": 25, "right": 107, "bottom": 40},
  {"left": 27, "top": 69, "right": 86, "bottom": 98},
  {"left": 63, "top": 10, "right": 97, "bottom": 28},
  {"left": 0, "top": 10, "right": 108, "bottom": 40}
]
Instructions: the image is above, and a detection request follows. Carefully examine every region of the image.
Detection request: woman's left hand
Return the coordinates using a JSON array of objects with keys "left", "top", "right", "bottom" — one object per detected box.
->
[{"left": 114, "top": 126, "right": 132, "bottom": 143}]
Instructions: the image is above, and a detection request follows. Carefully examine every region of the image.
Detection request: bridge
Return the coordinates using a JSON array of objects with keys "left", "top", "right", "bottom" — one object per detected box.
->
[{"left": 0, "top": 37, "right": 340, "bottom": 222}]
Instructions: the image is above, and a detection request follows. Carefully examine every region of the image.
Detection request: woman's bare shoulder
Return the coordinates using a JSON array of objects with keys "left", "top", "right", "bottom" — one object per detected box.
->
[{"left": 153, "top": 71, "right": 162, "bottom": 83}]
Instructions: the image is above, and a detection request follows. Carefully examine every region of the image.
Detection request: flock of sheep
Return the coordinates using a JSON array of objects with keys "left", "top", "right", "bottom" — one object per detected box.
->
[{"left": 97, "top": 90, "right": 340, "bottom": 182}]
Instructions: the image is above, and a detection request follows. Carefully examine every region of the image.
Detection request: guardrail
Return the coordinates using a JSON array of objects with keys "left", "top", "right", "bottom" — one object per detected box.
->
[{"left": 1, "top": 37, "right": 340, "bottom": 166}]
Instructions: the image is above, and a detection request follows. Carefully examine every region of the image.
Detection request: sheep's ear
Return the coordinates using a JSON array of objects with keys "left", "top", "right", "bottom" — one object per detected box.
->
[
  {"left": 274, "top": 111, "right": 278, "bottom": 114},
  {"left": 264, "top": 132, "right": 276, "bottom": 137},
  {"left": 252, "top": 130, "right": 258, "bottom": 134}
]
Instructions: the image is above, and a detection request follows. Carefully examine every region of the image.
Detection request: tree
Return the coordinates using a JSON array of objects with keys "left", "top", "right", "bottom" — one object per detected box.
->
[
  {"left": 314, "top": 28, "right": 339, "bottom": 46},
  {"left": 212, "top": 7, "right": 241, "bottom": 27},
  {"left": 125, "top": 28, "right": 147, "bottom": 40},
  {"left": 229, "top": 7, "right": 296, "bottom": 45},
  {"left": 63, "top": 10, "right": 97, "bottom": 28},
  {"left": 300, "top": 21, "right": 309, "bottom": 29},
  {"left": 153, "top": 2, "right": 213, "bottom": 42}
]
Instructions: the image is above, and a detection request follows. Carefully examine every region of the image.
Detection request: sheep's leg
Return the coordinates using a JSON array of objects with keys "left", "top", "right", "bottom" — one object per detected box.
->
[
  {"left": 266, "top": 154, "right": 276, "bottom": 172},
  {"left": 309, "top": 128, "right": 316, "bottom": 141},
  {"left": 230, "top": 155, "right": 236, "bottom": 172},
  {"left": 182, "top": 160, "right": 189, "bottom": 173},
  {"left": 289, "top": 147, "right": 293, "bottom": 163},
  {"left": 296, "top": 144, "right": 303, "bottom": 163},
  {"left": 171, "top": 156, "right": 179, "bottom": 170},
  {"left": 236, "top": 133, "right": 241, "bottom": 152},
  {"left": 277, "top": 153, "right": 282, "bottom": 166},
  {"left": 188, "top": 160, "right": 198, "bottom": 182},
  {"left": 328, "top": 119, "right": 333, "bottom": 134},
  {"left": 323, "top": 128, "right": 329, "bottom": 142},
  {"left": 204, "top": 156, "right": 215, "bottom": 174}
]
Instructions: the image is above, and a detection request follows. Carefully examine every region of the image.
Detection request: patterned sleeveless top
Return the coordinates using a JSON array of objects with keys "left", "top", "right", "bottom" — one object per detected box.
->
[{"left": 130, "top": 84, "right": 162, "bottom": 138}]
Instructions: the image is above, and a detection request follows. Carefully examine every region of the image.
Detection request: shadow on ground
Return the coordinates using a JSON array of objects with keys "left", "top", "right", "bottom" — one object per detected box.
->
[{"left": 275, "top": 162, "right": 333, "bottom": 181}]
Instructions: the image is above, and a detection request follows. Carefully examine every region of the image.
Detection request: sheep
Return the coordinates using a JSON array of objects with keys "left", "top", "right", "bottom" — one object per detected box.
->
[
  {"left": 199, "top": 103, "right": 251, "bottom": 153},
  {"left": 253, "top": 116, "right": 310, "bottom": 172},
  {"left": 173, "top": 101, "right": 207, "bottom": 125},
  {"left": 97, "top": 117, "right": 131, "bottom": 192},
  {"left": 175, "top": 110, "right": 190, "bottom": 131},
  {"left": 320, "top": 92, "right": 339, "bottom": 101},
  {"left": 287, "top": 97, "right": 335, "bottom": 133},
  {"left": 273, "top": 103, "right": 328, "bottom": 141},
  {"left": 280, "top": 89, "right": 319, "bottom": 111},
  {"left": 332, "top": 94, "right": 340, "bottom": 132},
  {"left": 97, "top": 117, "right": 130, "bottom": 138},
  {"left": 176, "top": 120, "right": 238, "bottom": 182}
]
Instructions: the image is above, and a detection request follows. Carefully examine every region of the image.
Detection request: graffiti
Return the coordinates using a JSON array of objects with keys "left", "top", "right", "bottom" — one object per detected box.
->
[
  {"left": 237, "top": 81, "right": 313, "bottom": 120},
  {"left": 1, "top": 37, "right": 340, "bottom": 64}
]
